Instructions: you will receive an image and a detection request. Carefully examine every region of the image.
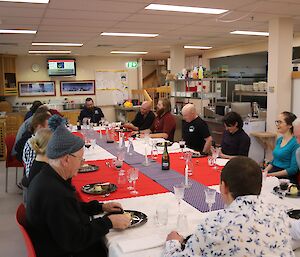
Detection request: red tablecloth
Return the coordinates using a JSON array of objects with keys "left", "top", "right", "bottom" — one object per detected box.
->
[
  {"left": 156, "top": 153, "right": 221, "bottom": 186},
  {"left": 72, "top": 159, "right": 168, "bottom": 202}
]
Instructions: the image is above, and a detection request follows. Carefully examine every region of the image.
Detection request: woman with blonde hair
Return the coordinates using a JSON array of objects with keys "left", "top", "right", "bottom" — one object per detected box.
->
[{"left": 24, "top": 128, "right": 52, "bottom": 186}]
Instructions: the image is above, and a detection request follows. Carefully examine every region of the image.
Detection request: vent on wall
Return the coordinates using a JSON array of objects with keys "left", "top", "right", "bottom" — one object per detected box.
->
[{"left": 0, "top": 43, "right": 18, "bottom": 46}]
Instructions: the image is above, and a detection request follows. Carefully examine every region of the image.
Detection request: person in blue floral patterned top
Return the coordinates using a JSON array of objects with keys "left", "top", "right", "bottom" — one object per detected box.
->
[{"left": 164, "top": 157, "right": 295, "bottom": 257}]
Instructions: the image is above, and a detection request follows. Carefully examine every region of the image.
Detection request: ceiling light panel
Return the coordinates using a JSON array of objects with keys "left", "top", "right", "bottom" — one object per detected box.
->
[{"left": 101, "top": 32, "right": 158, "bottom": 37}]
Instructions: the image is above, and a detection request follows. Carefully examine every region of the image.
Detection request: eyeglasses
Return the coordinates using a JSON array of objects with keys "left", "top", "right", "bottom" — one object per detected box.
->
[
  {"left": 69, "top": 153, "right": 85, "bottom": 163},
  {"left": 275, "top": 120, "right": 285, "bottom": 126}
]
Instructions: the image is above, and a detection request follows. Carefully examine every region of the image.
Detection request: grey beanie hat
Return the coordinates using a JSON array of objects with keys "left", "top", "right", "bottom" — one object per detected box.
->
[{"left": 47, "top": 124, "right": 84, "bottom": 159}]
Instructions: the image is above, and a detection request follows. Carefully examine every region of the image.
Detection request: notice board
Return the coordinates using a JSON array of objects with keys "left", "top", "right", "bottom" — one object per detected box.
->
[{"left": 95, "top": 70, "right": 129, "bottom": 106}]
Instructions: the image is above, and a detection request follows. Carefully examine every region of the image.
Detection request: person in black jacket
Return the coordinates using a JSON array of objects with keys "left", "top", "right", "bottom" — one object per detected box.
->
[
  {"left": 26, "top": 124, "right": 130, "bottom": 257},
  {"left": 123, "top": 101, "right": 155, "bottom": 131},
  {"left": 79, "top": 98, "right": 104, "bottom": 124}
]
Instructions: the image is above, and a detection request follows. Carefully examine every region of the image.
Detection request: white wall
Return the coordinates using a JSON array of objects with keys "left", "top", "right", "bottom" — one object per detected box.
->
[{"left": 6, "top": 55, "right": 139, "bottom": 121}]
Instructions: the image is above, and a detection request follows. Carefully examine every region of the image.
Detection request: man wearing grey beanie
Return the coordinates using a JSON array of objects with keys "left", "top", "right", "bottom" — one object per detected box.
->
[{"left": 26, "top": 124, "right": 130, "bottom": 257}]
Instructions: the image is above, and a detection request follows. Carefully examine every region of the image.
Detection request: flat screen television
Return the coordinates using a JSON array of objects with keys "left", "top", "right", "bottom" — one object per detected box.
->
[{"left": 47, "top": 59, "right": 76, "bottom": 76}]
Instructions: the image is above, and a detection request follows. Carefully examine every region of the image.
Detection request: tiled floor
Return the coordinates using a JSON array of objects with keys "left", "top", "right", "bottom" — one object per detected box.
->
[
  {"left": 0, "top": 161, "right": 26, "bottom": 257},
  {"left": 1, "top": 160, "right": 300, "bottom": 257}
]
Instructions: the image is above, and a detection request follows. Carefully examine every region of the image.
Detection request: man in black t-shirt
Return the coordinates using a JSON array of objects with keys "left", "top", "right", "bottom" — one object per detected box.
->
[
  {"left": 124, "top": 101, "right": 155, "bottom": 131},
  {"left": 182, "top": 104, "right": 212, "bottom": 153}
]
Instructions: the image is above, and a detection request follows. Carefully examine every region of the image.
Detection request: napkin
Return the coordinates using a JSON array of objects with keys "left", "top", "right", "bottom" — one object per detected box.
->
[
  {"left": 118, "top": 236, "right": 164, "bottom": 253},
  {"left": 215, "top": 158, "right": 229, "bottom": 166}
]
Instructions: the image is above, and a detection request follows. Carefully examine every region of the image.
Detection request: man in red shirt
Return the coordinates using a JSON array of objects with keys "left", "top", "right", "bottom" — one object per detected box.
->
[{"left": 142, "top": 98, "right": 176, "bottom": 141}]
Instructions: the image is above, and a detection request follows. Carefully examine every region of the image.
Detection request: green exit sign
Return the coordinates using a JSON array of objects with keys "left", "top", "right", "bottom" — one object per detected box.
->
[{"left": 126, "top": 61, "right": 138, "bottom": 69}]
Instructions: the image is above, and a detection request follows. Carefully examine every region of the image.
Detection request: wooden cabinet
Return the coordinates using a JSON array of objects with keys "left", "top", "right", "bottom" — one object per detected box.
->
[
  {"left": 0, "top": 55, "right": 17, "bottom": 96},
  {"left": 60, "top": 110, "right": 81, "bottom": 124}
]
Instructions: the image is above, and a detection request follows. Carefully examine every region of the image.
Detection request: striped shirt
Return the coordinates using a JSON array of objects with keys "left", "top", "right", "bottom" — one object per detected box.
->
[{"left": 22, "top": 139, "right": 36, "bottom": 177}]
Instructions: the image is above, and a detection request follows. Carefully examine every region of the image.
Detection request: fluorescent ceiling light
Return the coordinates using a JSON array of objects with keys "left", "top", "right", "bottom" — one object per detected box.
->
[
  {"left": 110, "top": 51, "right": 148, "bottom": 55},
  {"left": 230, "top": 30, "right": 269, "bottom": 36},
  {"left": 32, "top": 42, "right": 83, "bottom": 47},
  {"left": 184, "top": 45, "right": 212, "bottom": 49},
  {"left": 0, "top": 29, "right": 36, "bottom": 34},
  {"left": 145, "top": 4, "right": 228, "bottom": 14},
  {"left": 101, "top": 32, "right": 158, "bottom": 37},
  {"left": 0, "top": 0, "right": 49, "bottom": 3},
  {"left": 29, "top": 50, "right": 71, "bottom": 54}
]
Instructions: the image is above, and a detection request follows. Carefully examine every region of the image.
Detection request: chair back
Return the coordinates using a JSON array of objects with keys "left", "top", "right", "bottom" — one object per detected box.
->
[
  {"left": 4, "top": 134, "right": 23, "bottom": 167},
  {"left": 16, "top": 204, "right": 36, "bottom": 257}
]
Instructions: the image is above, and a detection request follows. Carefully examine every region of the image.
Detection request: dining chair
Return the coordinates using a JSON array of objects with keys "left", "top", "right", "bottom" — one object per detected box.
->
[
  {"left": 5, "top": 134, "right": 24, "bottom": 192},
  {"left": 16, "top": 203, "right": 36, "bottom": 257}
]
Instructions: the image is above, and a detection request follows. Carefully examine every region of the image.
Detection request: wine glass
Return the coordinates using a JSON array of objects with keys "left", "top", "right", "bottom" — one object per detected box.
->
[
  {"left": 144, "top": 132, "right": 150, "bottom": 146},
  {"left": 179, "top": 140, "right": 186, "bottom": 159},
  {"left": 211, "top": 147, "right": 220, "bottom": 170},
  {"left": 205, "top": 188, "right": 216, "bottom": 212},
  {"left": 173, "top": 184, "right": 185, "bottom": 214},
  {"left": 129, "top": 168, "right": 139, "bottom": 195},
  {"left": 127, "top": 137, "right": 134, "bottom": 156},
  {"left": 127, "top": 168, "right": 135, "bottom": 190}
]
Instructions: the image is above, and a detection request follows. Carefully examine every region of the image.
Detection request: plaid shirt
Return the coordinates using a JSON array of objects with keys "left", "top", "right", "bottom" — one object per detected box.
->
[{"left": 22, "top": 139, "right": 36, "bottom": 177}]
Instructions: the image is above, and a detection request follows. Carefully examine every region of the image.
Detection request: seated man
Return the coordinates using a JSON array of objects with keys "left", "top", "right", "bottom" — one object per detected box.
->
[
  {"left": 220, "top": 111, "right": 251, "bottom": 159},
  {"left": 181, "top": 103, "right": 212, "bottom": 153},
  {"left": 123, "top": 101, "right": 155, "bottom": 131},
  {"left": 79, "top": 97, "right": 104, "bottom": 124},
  {"left": 26, "top": 124, "right": 130, "bottom": 257},
  {"left": 142, "top": 98, "right": 176, "bottom": 141},
  {"left": 164, "top": 157, "right": 295, "bottom": 256}
]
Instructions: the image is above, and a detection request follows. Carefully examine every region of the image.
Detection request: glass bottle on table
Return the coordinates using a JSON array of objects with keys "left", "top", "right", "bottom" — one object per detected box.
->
[
  {"left": 76, "top": 117, "right": 81, "bottom": 130},
  {"left": 162, "top": 142, "right": 170, "bottom": 170}
]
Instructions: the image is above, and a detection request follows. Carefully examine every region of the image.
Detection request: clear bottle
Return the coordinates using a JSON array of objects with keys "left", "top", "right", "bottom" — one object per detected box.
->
[
  {"left": 162, "top": 142, "right": 170, "bottom": 170},
  {"left": 198, "top": 66, "right": 203, "bottom": 80}
]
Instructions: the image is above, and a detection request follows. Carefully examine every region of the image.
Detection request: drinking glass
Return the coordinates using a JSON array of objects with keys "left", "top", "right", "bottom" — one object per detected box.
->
[
  {"left": 173, "top": 184, "right": 185, "bottom": 214},
  {"left": 211, "top": 147, "right": 220, "bottom": 170},
  {"left": 127, "top": 138, "right": 134, "bottom": 156},
  {"left": 207, "top": 156, "right": 214, "bottom": 167},
  {"left": 151, "top": 141, "right": 158, "bottom": 161},
  {"left": 112, "top": 158, "right": 123, "bottom": 171},
  {"left": 84, "top": 139, "right": 91, "bottom": 150},
  {"left": 156, "top": 207, "right": 168, "bottom": 226},
  {"left": 177, "top": 214, "right": 188, "bottom": 232},
  {"left": 90, "top": 139, "right": 96, "bottom": 149},
  {"left": 127, "top": 168, "right": 134, "bottom": 190},
  {"left": 205, "top": 189, "right": 216, "bottom": 212},
  {"left": 144, "top": 132, "right": 150, "bottom": 146},
  {"left": 179, "top": 140, "right": 186, "bottom": 159},
  {"left": 117, "top": 149, "right": 125, "bottom": 162},
  {"left": 129, "top": 168, "right": 139, "bottom": 195}
]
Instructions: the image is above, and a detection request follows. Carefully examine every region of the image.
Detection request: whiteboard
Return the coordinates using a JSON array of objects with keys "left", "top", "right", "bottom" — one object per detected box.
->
[{"left": 95, "top": 70, "right": 129, "bottom": 106}]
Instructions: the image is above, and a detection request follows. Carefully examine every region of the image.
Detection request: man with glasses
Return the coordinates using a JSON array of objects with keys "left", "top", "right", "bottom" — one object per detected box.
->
[
  {"left": 123, "top": 101, "right": 155, "bottom": 131},
  {"left": 26, "top": 124, "right": 130, "bottom": 257}
]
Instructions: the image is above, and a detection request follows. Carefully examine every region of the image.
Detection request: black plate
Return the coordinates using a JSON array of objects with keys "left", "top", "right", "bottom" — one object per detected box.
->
[
  {"left": 156, "top": 142, "right": 173, "bottom": 147},
  {"left": 78, "top": 164, "right": 99, "bottom": 173},
  {"left": 273, "top": 185, "right": 300, "bottom": 197},
  {"left": 287, "top": 209, "right": 300, "bottom": 219},
  {"left": 105, "top": 210, "right": 148, "bottom": 228},
  {"left": 82, "top": 183, "right": 117, "bottom": 195}
]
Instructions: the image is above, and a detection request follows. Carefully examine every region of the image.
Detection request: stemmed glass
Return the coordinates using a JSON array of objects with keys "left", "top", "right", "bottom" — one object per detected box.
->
[
  {"left": 179, "top": 140, "right": 186, "bottom": 159},
  {"left": 127, "top": 168, "right": 134, "bottom": 190},
  {"left": 127, "top": 137, "right": 134, "bottom": 156},
  {"left": 129, "top": 168, "right": 139, "bottom": 195},
  {"left": 144, "top": 132, "right": 150, "bottom": 146},
  {"left": 205, "top": 188, "right": 216, "bottom": 212},
  {"left": 211, "top": 147, "right": 220, "bottom": 170},
  {"left": 173, "top": 184, "right": 185, "bottom": 214}
]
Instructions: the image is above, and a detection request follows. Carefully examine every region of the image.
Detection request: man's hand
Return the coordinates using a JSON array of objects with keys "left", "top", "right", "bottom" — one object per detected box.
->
[
  {"left": 166, "top": 231, "right": 184, "bottom": 243},
  {"left": 102, "top": 202, "right": 123, "bottom": 213},
  {"left": 108, "top": 214, "right": 131, "bottom": 230}
]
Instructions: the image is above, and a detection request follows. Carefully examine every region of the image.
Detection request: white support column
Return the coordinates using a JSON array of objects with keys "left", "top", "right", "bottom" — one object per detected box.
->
[
  {"left": 170, "top": 45, "right": 185, "bottom": 74},
  {"left": 267, "top": 18, "right": 293, "bottom": 132}
]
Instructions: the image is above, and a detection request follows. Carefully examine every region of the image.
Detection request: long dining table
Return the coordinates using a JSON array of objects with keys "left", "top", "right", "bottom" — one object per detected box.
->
[{"left": 71, "top": 127, "right": 300, "bottom": 257}]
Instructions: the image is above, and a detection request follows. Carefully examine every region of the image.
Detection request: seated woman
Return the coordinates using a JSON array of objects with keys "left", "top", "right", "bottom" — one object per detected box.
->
[
  {"left": 25, "top": 128, "right": 52, "bottom": 187},
  {"left": 264, "top": 111, "right": 299, "bottom": 183},
  {"left": 220, "top": 111, "right": 251, "bottom": 159},
  {"left": 141, "top": 98, "right": 176, "bottom": 141}
]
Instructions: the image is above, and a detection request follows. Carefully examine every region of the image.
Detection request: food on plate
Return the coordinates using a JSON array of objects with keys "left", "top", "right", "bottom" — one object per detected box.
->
[
  {"left": 93, "top": 184, "right": 103, "bottom": 192},
  {"left": 124, "top": 212, "right": 132, "bottom": 220},
  {"left": 81, "top": 164, "right": 89, "bottom": 168}
]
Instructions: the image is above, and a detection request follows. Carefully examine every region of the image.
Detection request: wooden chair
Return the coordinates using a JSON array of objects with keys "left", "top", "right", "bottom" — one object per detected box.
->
[
  {"left": 156, "top": 86, "right": 171, "bottom": 99},
  {"left": 16, "top": 203, "right": 36, "bottom": 257}
]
